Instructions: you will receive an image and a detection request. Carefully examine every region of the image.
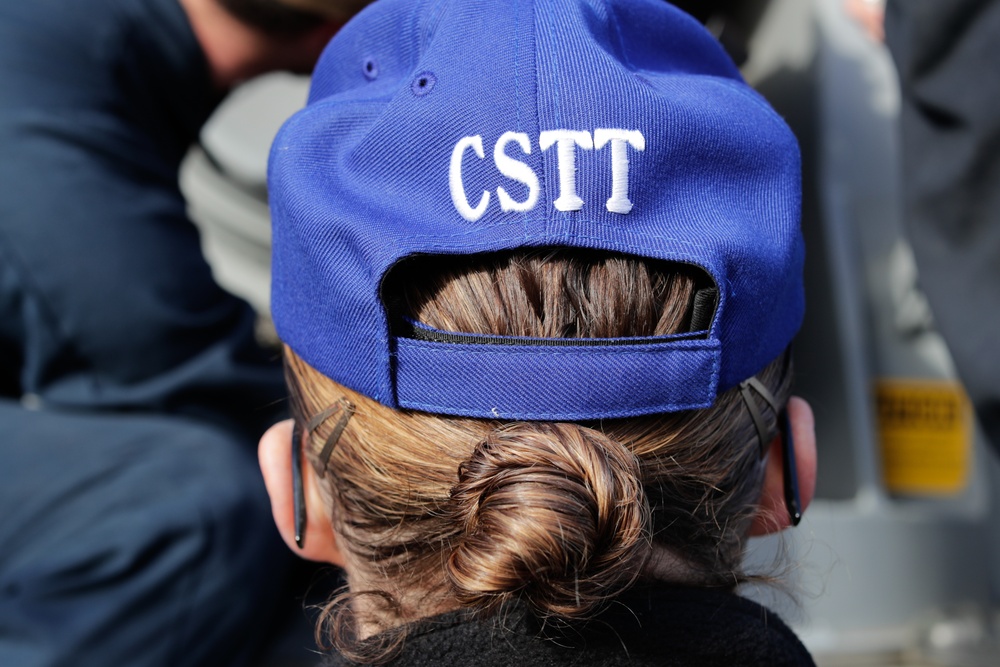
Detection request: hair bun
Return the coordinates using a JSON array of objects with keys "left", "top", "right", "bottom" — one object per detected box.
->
[{"left": 446, "top": 423, "right": 650, "bottom": 619}]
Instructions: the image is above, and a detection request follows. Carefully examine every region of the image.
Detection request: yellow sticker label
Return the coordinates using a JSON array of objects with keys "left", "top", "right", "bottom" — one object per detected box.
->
[{"left": 875, "top": 379, "right": 972, "bottom": 496}]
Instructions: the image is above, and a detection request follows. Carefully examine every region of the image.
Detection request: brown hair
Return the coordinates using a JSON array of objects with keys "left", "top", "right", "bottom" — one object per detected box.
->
[{"left": 286, "top": 249, "right": 792, "bottom": 662}]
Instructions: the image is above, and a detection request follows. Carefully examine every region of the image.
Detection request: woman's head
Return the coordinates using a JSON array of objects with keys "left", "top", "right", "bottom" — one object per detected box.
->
[{"left": 260, "top": 250, "right": 813, "bottom": 652}]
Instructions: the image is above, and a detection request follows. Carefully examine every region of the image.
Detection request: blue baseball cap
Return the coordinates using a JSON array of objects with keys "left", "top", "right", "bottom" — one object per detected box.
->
[{"left": 269, "top": 0, "right": 804, "bottom": 421}]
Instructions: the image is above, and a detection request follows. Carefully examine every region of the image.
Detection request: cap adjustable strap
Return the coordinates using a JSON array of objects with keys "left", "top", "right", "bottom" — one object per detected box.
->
[{"left": 395, "top": 335, "right": 720, "bottom": 420}]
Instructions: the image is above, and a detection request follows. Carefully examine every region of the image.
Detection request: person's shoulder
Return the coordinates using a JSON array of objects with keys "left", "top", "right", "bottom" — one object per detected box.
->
[
  {"left": 0, "top": 0, "right": 128, "bottom": 95},
  {"left": 0, "top": 0, "right": 124, "bottom": 49}
]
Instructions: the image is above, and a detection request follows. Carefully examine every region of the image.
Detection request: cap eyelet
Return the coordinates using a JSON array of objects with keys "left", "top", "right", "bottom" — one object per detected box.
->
[
  {"left": 362, "top": 57, "right": 379, "bottom": 81},
  {"left": 411, "top": 71, "right": 436, "bottom": 96}
]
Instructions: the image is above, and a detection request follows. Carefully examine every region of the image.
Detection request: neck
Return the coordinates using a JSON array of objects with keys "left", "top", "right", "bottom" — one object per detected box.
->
[
  {"left": 338, "top": 545, "right": 717, "bottom": 640},
  {"left": 643, "top": 546, "right": 728, "bottom": 588},
  {"left": 338, "top": 549, "right": 458, "bottom": 639},
  {"left": 179, "top": 0, "right": 338, "bottom": 91}
]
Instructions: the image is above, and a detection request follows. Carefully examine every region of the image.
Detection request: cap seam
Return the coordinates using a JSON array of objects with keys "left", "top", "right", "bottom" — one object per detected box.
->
[
  {"left": 398, "top": 338, "right": 720, "bottom": 354},
  {"left": 388, "top": 222, "right": 713, "bottom": 251},
  {"left": 603, "top": 0, "right": 635, "bottom": 72},
  {"left": 397, "top": 401, "right": 716, "bottom": 420}
]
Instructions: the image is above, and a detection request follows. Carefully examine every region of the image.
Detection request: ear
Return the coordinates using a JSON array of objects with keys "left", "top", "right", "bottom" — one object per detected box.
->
[
  {"left": 749, "top": 396, "right": 817, "bottom": 536},
  {"left": 259, "top": 419, "right": 346, "bottom": 565}
]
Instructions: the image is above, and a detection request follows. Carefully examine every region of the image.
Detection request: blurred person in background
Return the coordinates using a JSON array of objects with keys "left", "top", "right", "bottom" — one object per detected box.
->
[
  {"left": 847, "top": 0, "right": 1000, "bottom": 452},
  {"left": 883, "top": 0, "right": 1000, "bottom": 452},
  {"left": 0, "top": 1, "right": 368, "bottom": 665}
]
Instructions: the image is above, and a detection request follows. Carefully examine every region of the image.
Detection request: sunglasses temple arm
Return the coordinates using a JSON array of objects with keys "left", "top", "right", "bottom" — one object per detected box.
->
[
  {"left": 781, "top": 410, "right": 803, "bottom": 526},
  {"left": 292, "top": 422, "right": 307, "bottom": 549}
]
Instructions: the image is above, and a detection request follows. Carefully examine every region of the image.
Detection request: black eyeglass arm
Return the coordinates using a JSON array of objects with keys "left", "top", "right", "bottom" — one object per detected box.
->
[
  {"left": 292, "top": 422, "right": 307, "bottom": 549},
  {"left": 781, "top": 409, "right": 802, "bottom": 526},
  {"left": 740, "top": 375, "right": 802, "bottom": 528}
]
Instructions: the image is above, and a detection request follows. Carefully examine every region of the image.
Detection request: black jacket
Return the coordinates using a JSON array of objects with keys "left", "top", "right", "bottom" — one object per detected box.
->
[{"left": 327, "top": 586, "right": 815, "bottom": 666}]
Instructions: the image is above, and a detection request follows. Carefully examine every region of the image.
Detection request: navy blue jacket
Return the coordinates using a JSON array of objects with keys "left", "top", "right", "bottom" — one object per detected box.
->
[{"left": 0, "top": 0, "right": 285, "bottom": 437}]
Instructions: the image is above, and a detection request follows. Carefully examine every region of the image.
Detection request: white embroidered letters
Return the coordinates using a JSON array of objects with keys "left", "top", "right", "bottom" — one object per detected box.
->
[
  {"left": 593, "top": 129, "right": 645, "bottom": 214},
  {"left": 494, "top": 132, "right": 540, "bottom": 212},
  {"left": 448, "top": 128, "right": 645, "bottom": 219},
  {"left": 538, "top": 129, "right": 593, "bottom": 212},
  {"left": 449, "top": 135, "right": 490, "bottom": 222}
]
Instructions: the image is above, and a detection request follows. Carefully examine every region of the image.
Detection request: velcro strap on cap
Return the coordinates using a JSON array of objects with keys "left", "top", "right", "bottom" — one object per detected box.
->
[{"left": 394, "top": 337, "right": 721, "bottom": 420}]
